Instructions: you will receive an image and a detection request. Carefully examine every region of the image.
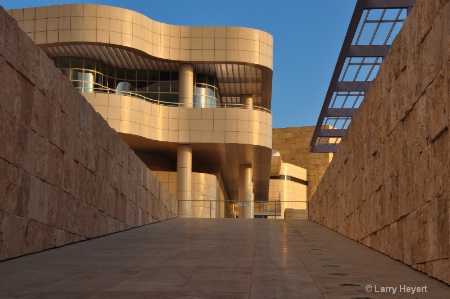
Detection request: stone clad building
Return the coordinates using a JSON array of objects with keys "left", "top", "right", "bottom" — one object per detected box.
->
[{"left": 8, "top": 4, "right": 277, "bottom": 219}]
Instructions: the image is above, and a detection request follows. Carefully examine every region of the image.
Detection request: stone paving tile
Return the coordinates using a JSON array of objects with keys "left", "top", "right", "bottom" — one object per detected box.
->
[{"left": 0, "top": 219, "right": 449, "bottom": 298}]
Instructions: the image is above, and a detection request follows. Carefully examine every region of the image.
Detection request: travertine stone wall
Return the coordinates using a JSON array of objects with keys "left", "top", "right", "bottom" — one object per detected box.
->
[
  {"left": 0, "top": 7, "right": 177, "bottom": 261},
  {"left": 272, "top": 127, "right": 333, "bottom": 200},
  {"left": 309, "top": 0, "right": 449, "bottom": 284}
]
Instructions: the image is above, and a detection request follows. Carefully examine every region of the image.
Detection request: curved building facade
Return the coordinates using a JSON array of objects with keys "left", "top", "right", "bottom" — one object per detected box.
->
[{"left": 9, "top": 4, "right": 274, "bottom": 218}]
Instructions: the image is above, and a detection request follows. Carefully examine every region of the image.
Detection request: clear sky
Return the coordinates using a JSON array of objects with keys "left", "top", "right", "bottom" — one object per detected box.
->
[{"left": 3, "top": 0, "right": 356, "bottom": 128}]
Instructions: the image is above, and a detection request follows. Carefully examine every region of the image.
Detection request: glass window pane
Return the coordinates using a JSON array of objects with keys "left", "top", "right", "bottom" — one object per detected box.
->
[
  {"left": 126, "top": 70, "right": 136, "bottom": 81},
  {"left": 148, "top": 82, "right": 159, "bottom": 92},
  {"left": 160, "top": 71, "right": 170, "bottom": 81},
  {"left": 85, "top": 59, "right": 95, "bottom": 70},
  {"left": 136, "top": 70, "right": 147, "bottom": 80},
  {"left": 107, "top": 77, "right": 115, "bottom": 89},
  {"left": 116, "top": 69, "right": 126, "bottom": 80},
  {"left": 171, "top": 81, "right": 179, "bottom": 92},
  {"left": 58, "top": 57, "right": 71, "bottom": 68},
  {"left": 71, "top": 70, "right": 84, "bottom": 81},
  {"left": 160, "top": 82, "right": 170, "bottom": 92},
  {"left": 71, "top": 57, "right": 84, "bottom": 68},
  {"left": 148, "top": 71, "right": 159, "bottom": 81},
  {"left": 196, "top": 74, "right": 207, "bottom": 84},
  {"left": 136, "top": 81, "right": 148, "bottom": 91}
]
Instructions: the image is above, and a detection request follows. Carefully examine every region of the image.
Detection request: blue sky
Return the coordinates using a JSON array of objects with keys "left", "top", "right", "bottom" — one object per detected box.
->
[{"left": 3, "top": 0, "right": 356, "bottom": 128}]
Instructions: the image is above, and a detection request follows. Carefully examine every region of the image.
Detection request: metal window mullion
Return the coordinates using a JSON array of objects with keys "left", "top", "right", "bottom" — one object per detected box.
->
[
  {"left": 353, "top": 57, "right": 366, "bottom": 81},
  {"left": 369, "top": 9, "right": 386, "bottom": 45},
  {"left": 365, "top": 57, "right": 380, "bottom": 80},
  {"left": 354, "top": 10, "right": 370, "bottom": 45},
  {"left": 384, "top": 9, "right": 404, "bottom": 45}
]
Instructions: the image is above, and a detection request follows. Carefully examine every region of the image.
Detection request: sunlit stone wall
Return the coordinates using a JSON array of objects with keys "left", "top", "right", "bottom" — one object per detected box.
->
[{"left": 309, "top": 0, "right": 449, "bottom": 284}]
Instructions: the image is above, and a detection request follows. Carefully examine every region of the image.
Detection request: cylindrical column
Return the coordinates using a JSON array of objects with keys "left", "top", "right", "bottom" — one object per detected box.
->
[
  {"left": 240, "top": 94, "right": 253, "bottom": 107},
  {"left": 179, "top": 63, "right": 194, "bottom": 108},
  {"left": 177, "top": 144, "right": 192, "bottom": 218},
  {"left": 238, "top": 164, "right": 253, "bottom": 218}
]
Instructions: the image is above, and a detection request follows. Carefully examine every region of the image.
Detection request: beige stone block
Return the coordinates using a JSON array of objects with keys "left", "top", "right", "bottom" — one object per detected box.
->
[{"left": 225, "top": 132, "right": 238, "bottom": 143}]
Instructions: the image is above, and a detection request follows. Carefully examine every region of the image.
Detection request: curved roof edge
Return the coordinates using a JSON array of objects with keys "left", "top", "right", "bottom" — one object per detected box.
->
[{"left": 9, "top": 4, "right": 273, "bottom": 70}]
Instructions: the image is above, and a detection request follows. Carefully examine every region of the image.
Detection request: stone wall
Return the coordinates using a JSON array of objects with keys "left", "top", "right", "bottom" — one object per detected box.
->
[
  {"left": 0, "top": 7, "right": 177, "bottom": 261},
  {"left": 272, "top": 126, "right": 333, "bottom": 200},
  {"left": 309, "top": 0, "right": 449, "bottom": 284}
]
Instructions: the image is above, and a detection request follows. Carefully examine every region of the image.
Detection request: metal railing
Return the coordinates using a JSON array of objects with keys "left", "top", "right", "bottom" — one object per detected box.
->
[
  {"left": 177, "top": 200, "right": 309, "bottom": 219},
  {"left": 76, "top": 87, "right": 271, "bottom": 113}
]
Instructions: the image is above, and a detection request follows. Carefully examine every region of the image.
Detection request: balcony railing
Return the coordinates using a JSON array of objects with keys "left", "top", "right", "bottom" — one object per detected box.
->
[
  {"left": 177, "top": 200, "right": 309, "bottom": 219},
  {"left": 76, "top": 87, "right": 271, "bottom": 114}
]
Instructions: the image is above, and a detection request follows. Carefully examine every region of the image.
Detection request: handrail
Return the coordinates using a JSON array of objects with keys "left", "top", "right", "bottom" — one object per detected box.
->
[
  {"left": 76, "top": 87, "right": 272, "bottom": 114},
  {"left": 176, "top": 200, "right": 309, "bottom": 219}
]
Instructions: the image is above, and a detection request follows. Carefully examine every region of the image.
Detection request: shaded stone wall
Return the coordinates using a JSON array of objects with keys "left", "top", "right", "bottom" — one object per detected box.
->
[
  {"left": 272, "top": 127, "right": 333, "bottom": 200},
  {"left": 309, "top": 0, "right": 449, "bottom": 284},
  {"left": 0, "top": 7, "right": 177, "bottom": 261}
]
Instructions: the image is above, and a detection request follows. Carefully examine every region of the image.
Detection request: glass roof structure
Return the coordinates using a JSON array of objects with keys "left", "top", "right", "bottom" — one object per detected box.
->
[{"left": 310, "top": 0, "right": 416, "bottom": 153}]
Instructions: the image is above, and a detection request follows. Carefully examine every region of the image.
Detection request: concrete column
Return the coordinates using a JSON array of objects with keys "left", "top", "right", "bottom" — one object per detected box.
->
[
  {"left": 177, "top": 144, "right": 192, "bottom": 218},
  {"left": 179, "top": 63, "right": 194, "bottom": 108},
  {"left": 240, "top": 94, "right": 253, "bottom": 107},
  {"left": 238, "top": 164, "right": 253, "bottom": 218}
]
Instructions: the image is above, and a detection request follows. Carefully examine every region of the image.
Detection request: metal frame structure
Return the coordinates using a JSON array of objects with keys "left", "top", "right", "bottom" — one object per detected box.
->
[{"left": 310, "top": 0, "right": 416, "bottom": 153}]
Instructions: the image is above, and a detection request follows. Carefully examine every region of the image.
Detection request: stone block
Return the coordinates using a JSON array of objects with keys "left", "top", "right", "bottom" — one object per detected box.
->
[
  {"left": 411, "top": 205, "right": 428, "bottom": 264},
  {"left": 84, "top": 205, "right": 96, "bottom": 238},
  {"left": 430, "top": 130, "right": 449, "bottom": 198},
  {"left": 427, "top": 69, "right": 448, "bottom": 142},
  {"left": 49, "top": 104, "right": 63, "bottom": 149},
  {"left": 76, "top": 163, "right": 90, "bottom": 201},
  {"left": 72, "top": 199, "right": 87, "bottom": 236},
  {"left": 107, "top": 216, "right": 116, "bottom": 234},
  {"left": 24, "top": 219, "right": 53, "bottom": 255},
  {"left": 116, "top": 194, "right": 126, "bottom": 222},
  {"left": 16, "top": 169, "right": 31, "bottom": 217},
  {"left": 0, "top": 9, "right": 19, "bottom": 69},
  {"left": 37, "top": 50, "right": 59, "bottom": 102},
  {"left": 424, "top": 199, "right": 441, "bottom": 262},
  {"left": 414, "top": 145, "right": 433, "bottom": 206},
  {"left": 47, "top": 143, "right": 63, "bottom": 188},
  {"left": 0, "top": 57, "right": 20, "bottom": 117},
  {"left": 53, "top": 228, "right": 67, "bottom": 247},
  {"left": 47, "top": 184, "right": 60, "bottom": 228},
  {"left": 93, "top": 114, "right": 110, "bottom": 151},
  {"left": 31, "top": 89, "right": 52, "bottom": 138},
  {"left": 12, "top": 121, "right": 29, "bottom": 172},
  {"left": 17, "top": 25, "right": 40, "bottom": 87},
  {"left": 0, "top": 108, "right": 16, "bottom": 164},
  {"left": 424, "top": 258, "right": 450, "bottom": 284},
  {"left": 0, "top": 211, "right": 9, "bottom": 260},
  {"left": 56, "top": 191, "right": 74, "bottom": 232},
  {"left": 437, "top": 196, "right": 449, "bottom": 260},
  {"left": 94, "top": 180, "right": 108, "bottom": 213},
  {"left": 27, "top": 176, "right": 49, "bottom": 224},
  {"left": 79, "top": 95, "right": 93, "bottom": 136},
  {"left": 6, "top": 213, "right": 28, "bottom": 259},
  {"left": 107, "top": 185, "right": 118, "bottom": 218},
  {"left": 121, "top": 170, "right": 131, "bottom": 199},
  {"left": 0, "top": 158, "right": 20, "bottom": 215},
  {"left": 62, "top": 153, "right": 78, "bottom": 195}
]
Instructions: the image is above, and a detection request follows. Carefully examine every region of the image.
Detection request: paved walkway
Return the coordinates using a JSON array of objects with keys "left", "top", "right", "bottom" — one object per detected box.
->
[{"left": 0, "top": 219, "right": 448, "bottom": 298}]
